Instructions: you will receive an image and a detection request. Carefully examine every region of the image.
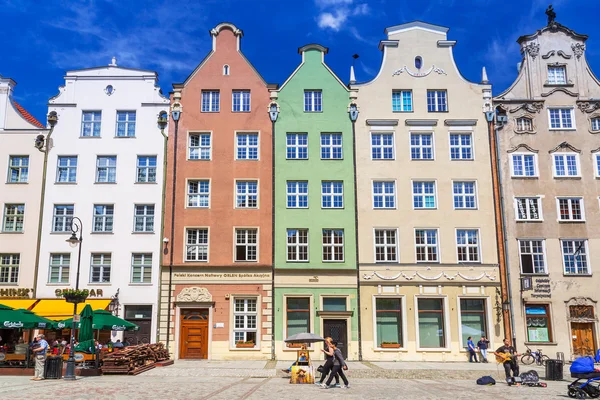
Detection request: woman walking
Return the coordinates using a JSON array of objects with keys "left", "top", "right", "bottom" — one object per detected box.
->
[
  {"left": 320, "top": 342, "right": 349, "bottom": 389},
  {"left": 317, "top": 337, "right": 339, "bottom": 386}
]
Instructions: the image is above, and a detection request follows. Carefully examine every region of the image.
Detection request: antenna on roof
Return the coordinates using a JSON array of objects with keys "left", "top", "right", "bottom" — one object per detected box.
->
[{"left": 109, "top": 57, "right": 117, "bottom": 67}]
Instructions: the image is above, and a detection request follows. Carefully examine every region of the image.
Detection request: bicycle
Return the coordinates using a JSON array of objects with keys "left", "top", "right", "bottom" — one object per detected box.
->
[{"left": 521, "top": 346, "right": 550, "bottom": 366}]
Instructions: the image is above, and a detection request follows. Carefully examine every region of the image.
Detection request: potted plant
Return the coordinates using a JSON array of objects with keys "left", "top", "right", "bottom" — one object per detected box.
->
[
  {"left": 62, "top": 289, "right": 89, "bottom": 304},
  {"left": 286, "top": 343, "right": 303, "bottom": 348},
  {"left": 235, "top": 341, "right": 255, "bottom": 348},
  {"left": 380, "top": 342, "right": 401, "bottom": 349}
]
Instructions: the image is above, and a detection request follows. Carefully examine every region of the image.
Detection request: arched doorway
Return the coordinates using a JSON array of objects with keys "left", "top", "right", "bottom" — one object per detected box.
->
[{"left": 179, "top": 309, "right": 209, "bottom": 359}]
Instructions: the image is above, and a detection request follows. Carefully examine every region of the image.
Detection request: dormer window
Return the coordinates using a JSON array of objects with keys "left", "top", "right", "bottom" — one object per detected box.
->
[
  {"left": 516, "top": 117, "right": 533, "bottom": 132},
  {"left": 548, "top": 65, "right": 566, "bottom": 85},
  {"left": 592, "top": 117, "right": 600, "bottom": 131},
  {"left": 223, "top": 65, "right": 230, "bottom": 76}
]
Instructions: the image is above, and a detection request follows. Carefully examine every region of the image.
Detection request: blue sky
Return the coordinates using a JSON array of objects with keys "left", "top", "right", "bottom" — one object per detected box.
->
[{"left": 1, "top": 0, "right": 598, "bottom": 123}]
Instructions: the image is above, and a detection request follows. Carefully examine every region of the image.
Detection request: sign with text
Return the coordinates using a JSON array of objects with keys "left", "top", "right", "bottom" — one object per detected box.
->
[
  {"left": 54, "top": 288, "right": 104, "bottom": 298},
  {"left": 531, "top": 278, "right": 551, "bottom": 298},
  {"left": 172, "top": 272, "right": 271, "bottom": 282},
  {"left": 0, "top": 288, "right": 33, "bottom": 298}
]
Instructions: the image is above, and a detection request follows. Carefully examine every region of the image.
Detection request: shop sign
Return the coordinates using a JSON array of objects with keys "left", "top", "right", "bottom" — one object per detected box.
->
[
  {"left": 4, "top": 321, "right": 23, "bottom": 328},
  {"left": 54, "top": 288, "right": 104, "bottom": 297},
  {"left": 0, "top": 288, "right": 33, "bottom": 298},
  {"left": 531, "top": 278, "right": 551, "bottom": 298},
  {"left": 172, "top": 272, "right": 271, "bottom": 281},
  {"left": 74, "top": 353, "right": 84, "bottom": 361},
  {"left": 111, "top": 325, "right": 126, "bottom": 331}
]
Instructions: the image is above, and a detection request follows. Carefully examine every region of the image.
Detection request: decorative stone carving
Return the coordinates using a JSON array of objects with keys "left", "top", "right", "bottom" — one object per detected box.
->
[
  {"left": 521, "top": 42, "right": 540, "bottom": 59},
  {"left": 548, "top": 141, "right": 582, "bottom": 154},
  {"left": 565, "top": 297, "right": 598, "bottom": 323},
  {"left": 176, "top": 287, "right": 213, "bottom": 302},
  {"left": 541, "top": 87, "right": 578, "bottom": 97},
  {"left": 508, "top": 102, "right": 544, "bottom": 114},
  {"left": 507, "top": 143, "right": 538, "bottom": 154},
  {"left": 362, "top": 270, "right": 497, "bottom": 282},
  {"left": 571, "top": 43, "right": 586, "bottom": 60},
  {"left": 558, "top": 50, "right": 572, "bottom": 59},
  {"left": 392, "top": 65, "right": 447, "bottom": 77},
  {"left": 577, "top": 101, "right": 600, "bottom": 113},
  {"left": 541, "top": 50, "right": 555, "bottom": 59}
]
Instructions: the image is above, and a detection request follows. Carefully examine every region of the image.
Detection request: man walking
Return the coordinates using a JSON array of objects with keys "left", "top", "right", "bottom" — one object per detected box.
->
[
  {"left": 477, "top": 336, "right": 490, "bottom": 363},
  {"left": 31, "top": 334, "right": 48, "bottom": 381}
]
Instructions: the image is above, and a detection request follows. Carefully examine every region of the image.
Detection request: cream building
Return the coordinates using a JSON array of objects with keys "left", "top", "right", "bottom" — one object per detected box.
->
[
  {"left": 0, "top": 76, "right": 48, "bottom": 303},
  {"left": 351, "top": 22, "right": 501, "bottom": 361},
  {"left": 494, "top": 17, "right": 600, "bottom": 359}
]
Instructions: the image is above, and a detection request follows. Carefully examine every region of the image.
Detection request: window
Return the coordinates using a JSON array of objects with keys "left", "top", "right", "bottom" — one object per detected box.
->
[
  {"left": 373, "top": 181, "right": 396, "bottom": 209},
  {"left": 410, "top": 133, "right": 433, "bottom": 160},
  {"left": 426, "top": 90, "right": 447, "bottom": 112},
  {"left": 49, "top": 254, "right": 70, "bottom": 283},
  {"left": 137, "top": 156, "right": 157, "bottom": 183},
  {"left": 412, "top": 181, "right": 436, "bottom": 209},
  {"left": 187, "top": 180, "right": 210, "bottom": 208},
  {"left": 460, "top": 299, "right": 487, "bottom": 347},
  {"left": 322, "top": 229, "right": 344, "bottom": 262},
  {"left": 593, "top": 118, "right": 600, "bottom": 131},
  {"left": 515, "top": 197, "right": 542, "bottom": 221},
  {"left": 236, "top": 133, "right": 259, "bottom": 160},
  {"left": 323, "top": 297, "right": 346, "bottom": 311},
  {"left": 449, "top": 134, "right": 472, "bottom": 160},
  {"left": 511, "top": 154, "right": 537, "bottom": 177},
  {"left": 525, "top": 305, "right": 552, "bottom": 342},
  {"left": 374, "top": 229, "right": 398, "bottom": 263},
  {"left": 90, "top": 253, "right": 111, "bottom": 283},
  {"left": 236, "top": 181, "right": 258, "bottom": 208},
  {"left": 557, "top": 197, "right": 584, "bottom": 221},
  {"left": 453, "top": 182, "right": 477, "bottom": 209},
  {"left": 456, "top": 229, "right": 480, "bottom": 262},
  {"left": 223, "top": 65, "right": 230, "bottom": 75},
  {"left": 134, "top": 205, "right": 154, "bottom": 232},
  {"left": 548, "top": 66, "right": 566, "bottom": 84},
  {"left": 516, "top": 117, "right": 533, "bottom": 132},
  {"left": 320, "top": 133, "right": 343, "bottom": 159},
  {"left": 392, "top": 90, "right": 412, "bottom": 112},
  {"left": 8, "top": 156, "right": 28, "bottom": 183},
  {"left": 93, "top": 205, "right": 114, "bottom": 233},
  {"left": 233, "top": 298, "right": 257, "bottom": 345},
  {"left": 371, "top": 133, "right": 394, "bottom": 160},
  {"left": 519, "top": 240, "right": 546, "bottom": 274},
  {"left": 131, "top": 253, "right": 152, "bottom": 284},
  {"left": 549, "top": 108, "right": 574, "bottom": 129},
  {"left": 81, "top": 111, "right": 101, "bottom": 137},
  {"left": 52, "top": 205, "right": 73, "bottom": 232},
  {"left": 56, "top": 156, "right": 77, "bottom": 183},
  {"left": 201, "top": 90, "right": 220, "bottom": 112},
  {"left": 375, "top": 298, "right": 403, "bottom": 347},
  {"left": 232, "top": 90, "right": 251, "bottom": 112},
  {"left": 186, "top": 228, "right": 208, "bottom": 261},
  {"left": 286, "top": 133, "right": 308, "bottom": 159},
  {"left": 96, "top": 156, "right": 117, "bottom": 183},
  {"left": 304, "top": 90, "right": 322, "bottom": 112},
  {"left": 287, "top": 229, "right": 308, "bottom": 262},
  {"left": 321, "top": 181, "right": 343, "bottom": 208},
  {"left": 2, "top": 204, "right": 24, "bottom": 232},
  {"left": 553, "top": 153, "right": 579, "bottom": 177},
  {"left": 417, "top": 298, "right": 445, "bottom": 348},
  {"left": 286, "top": 298, "right": 310, "bottom": 337},
  {"left": 0, "top": 254, "right": 19, "bottom": 283},
  {"left": 235, "top": 229, "right": 258, "bottom": 262},
  {"left": 415, "top": 56, "right": 422, "bottom": 69},
  {"left": 415, "top": 229, "right": 438, "bottom": 263},
  {"left": 286, "top": 181, "right": 308, "bottom": 208},
  {"left": 562, "top": 239, "right": 589, "bottom": 275},
  {"left": 596, "top": 154, "right": 600, "bottom": 177},
  {"left": 116, "top": 111, "right": 136, "bottom": 137},
  {"left": 189, "top": 133, "right": 211, "bottom": 160}
]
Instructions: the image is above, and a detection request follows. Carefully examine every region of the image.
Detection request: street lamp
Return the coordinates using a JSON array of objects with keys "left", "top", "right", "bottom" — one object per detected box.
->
[{"left": 64, "top": 216, "right": 83, "bottom": 381}]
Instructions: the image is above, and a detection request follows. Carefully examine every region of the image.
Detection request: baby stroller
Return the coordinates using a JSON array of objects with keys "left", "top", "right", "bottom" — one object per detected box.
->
[{"left": 568, "top": 372, "right": 600, "bottom": 398}]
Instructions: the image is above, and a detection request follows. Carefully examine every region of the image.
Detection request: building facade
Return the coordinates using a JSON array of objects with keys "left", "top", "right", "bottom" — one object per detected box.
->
[
  {"left": 352, "top": 22, "right": 501, "bottom": 361},
  {"left": 36, "top": 61, "right": 169, "bottom": 344},
  {"left": 160, "top": 23, "right": 273, "bottom": 360},
  {"left": 0, "top": 76, "right": 47, "bottom": 302},
  {"left": 271, "top": 45, "right": 358, "bottom": 360},
  {"left": 494, "top": 18, "right": 600, "bottom": 359}
]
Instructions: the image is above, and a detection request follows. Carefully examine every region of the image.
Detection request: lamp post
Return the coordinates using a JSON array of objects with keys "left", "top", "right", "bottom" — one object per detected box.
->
[
  {"left": 268, "top": 102, "right": 278, "bottom": 360},
  {"left": 64, "top": 216, "right": 83, "bottom": 380}
]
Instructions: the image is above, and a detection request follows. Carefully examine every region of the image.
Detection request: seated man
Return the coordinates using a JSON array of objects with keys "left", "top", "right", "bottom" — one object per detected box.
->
[{"left": 494, "top": 338, "right": 521, "bottom": 383}]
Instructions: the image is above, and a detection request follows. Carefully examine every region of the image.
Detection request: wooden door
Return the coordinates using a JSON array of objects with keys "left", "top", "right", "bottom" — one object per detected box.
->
[
  {"left": 179, "top": 309, "right": 209, "bottom": 359},
  {"left": 572, "top": 323, "right": 595, "bottom": 356},
  {"left": 323, "top": 319, "right": 348, "bottom": 359}
]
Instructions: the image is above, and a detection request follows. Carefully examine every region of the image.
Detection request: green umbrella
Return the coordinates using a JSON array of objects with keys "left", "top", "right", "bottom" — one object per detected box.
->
[
  {"left": 0, "top": 307, "right": 56, "bottom": 329},
  {"left": 58, "top": 309, "right": 139, "bottom": 332},
  {"left": 76, "top": 304, "right": 95, "bottom": 352}
]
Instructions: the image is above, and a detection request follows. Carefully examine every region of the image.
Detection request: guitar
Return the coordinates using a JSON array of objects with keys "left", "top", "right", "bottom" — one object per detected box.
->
[{"left": 495, "top": 352, "right": 517, "bottom": 363}]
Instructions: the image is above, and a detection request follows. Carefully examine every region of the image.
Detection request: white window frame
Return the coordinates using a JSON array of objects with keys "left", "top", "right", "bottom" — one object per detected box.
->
[
  {"left": 592, "top": 118, "right": 600, "bottom": 132},
  {"left": 92, "top": 204, "right": 114, "bottom": 233},
  {"left": 510, "top": 153, "right": 538, "bottom": 177},
  {"left": 201, "top": 90, "right": 220, "bottom": 112},
  {"left": 131, "top": 253, "right": 152, "bottom": 284},
  {"left": 48, "top": 253, "right": 70, "bottom": 284},
  {"left": 452, "top": 181, "right": 477, "bottom": 210},
  {"left": 321, "top": 181, "right": 344, "bottom": 209},
  {"left": 188, "top": 133, "right": 212, "bottom": 160},
  {"left": 595, "top": 154, "right": 600, "bottom": 177},
  {"left": 372, "top": 295, "right": 407, "bottom": 350},
  {"left": 426, "top": 90, "right": 448, "bottom": 112},
  {"left": 320, "top": 133, "right": 343, "bottom": 160},
  {"left": 518, "top": 239, "right": 547, "bottom": 275},
  {"left": 561, "top": 239, "right": 590, "bottom": 275},
  {"left": 235, "top": 132, "right": 259, "bottom": 160},
  {"left": 547, "top": 65, "right": 567, "bottom": 85},
  {"left": 232, "top": 90, "right": 251, "bottom": 112},
  {"left": 52, "top": 204, "right": 73, "bottom": 232},
  {"left": 548, "top": 108, "right": 575, "bottom": 130},
  {"left": 304, "top": 90, "right": 322, "bottom": 112},
  {"left": 90, "top": 253, "right": 111, "bottom": 283},
  {"left": 410, "top": 133, "right": 434, "bottom": 160},
  {"left": 56, "top": 156, "right": 78, "bottom": 183},
  {"left": 392, "top": 90, "right": 413, "bottom": 112},
  {"left": 286, "top": 228, "right": 309, "bottom": 262},
  {"left": 232, "top": 297, "right": 259, "bottom": 347},
  {"left": 185, "top": 228, "right": 209, "bottom": 262},
  {"left": 286, "top": 133, "right": 308, "bottom": 160},
  {"left": 374, "top": 228, "right": 399, "bottom": 263},
  {"left": 414, "top": 295, "right": 450, "bottom": 351},
  {"left": 234, "top": 228, "right": 258, "bottom": 262},
  {"left": 556, "top": 197, "right": 585, "bottom": 222},
  {"left": 286, "top": 181, "right": 308, "bottom": 209},
  {"left": 133, "top": 204, "right": 155, "bottom": 233},
  {"left": 516, "top": 117, "right": 533, "bottom": 132},
  {"left": 322, "top": 229, "right": 344, "bottom": 262},
  {"left": 414, "top": 229, "right": 439, "bottom": 263},
  {"left": 0, "top": 254, "right": 19, "bottom": 284},
  {"left": 187, "top": 180, "right": 210, "bottom": 208},
  {"left": 456, "top": 296, "right": 493, "bottom": 351},
  {"left": 412, "top": 181, "right": 437, "bottom": 210},
  {"left": 372, "top": 181, "right": 396, "bottom": 209},
  {"left": 371, "top": 133, "right": 395, "bottom": 160},
  {"left": 7, "top": 156, "right": 29, "bottom": 183},
  {"left": 235, "top": 180, "right": 258, "bottom": 209},
  {"left": 95, "top": 156, "right": 117, "bottom": 183},
  {"left": 449, "top": 133, "right": 473, "bottom": 160},
  {"left": 136, "top": 156, "right": 157, "bottom": 183},
  {"left": 552, "top": 153, "right": 580, "bottom": 178},
  {"left": 81, "top": 111, "right": 101, "bottom": 137},
  {"left": 455, "top": 228, "right": 480, "bottom": 263},
  {"left": 115, "top": 111, "right": 136, "bottom": 137},
  {"left": 2, "top": 204, "right": 24, "bottom": 232},
  {"left": 514, "top": 197, "right": 543, "bottom": 221}
]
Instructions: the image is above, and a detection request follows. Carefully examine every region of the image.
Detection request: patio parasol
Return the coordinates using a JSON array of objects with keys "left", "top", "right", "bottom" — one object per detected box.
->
[
  {"left": 0, "top": 305, "right": 56, "bottom": 329},
  {"left": 284, "top": 332, "right": 325, "bottom": 343},
  {"left": 76, "top": 304, "right": 95, "bottom": 352},
  {"left": 58, "top": 309, "right": 139, "bottom": 332}
]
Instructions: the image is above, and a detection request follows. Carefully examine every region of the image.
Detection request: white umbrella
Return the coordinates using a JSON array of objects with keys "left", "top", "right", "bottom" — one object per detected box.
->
[{"left": 284, "top": 332, "right": 325, "bottom": 343}]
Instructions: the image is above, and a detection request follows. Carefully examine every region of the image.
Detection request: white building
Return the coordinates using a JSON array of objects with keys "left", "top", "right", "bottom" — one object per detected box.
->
[
  {"left": 0, "top": 76, "right": 47, "bottom": 307},
  {"left": 36, "top": 60, "right": 169, "bottom": 344}
]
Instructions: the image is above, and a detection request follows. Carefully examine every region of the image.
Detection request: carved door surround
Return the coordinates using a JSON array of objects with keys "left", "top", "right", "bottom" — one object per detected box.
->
[
  {"left": 566, "top": 297, "right": 598, "bottom": 359},
  {"left": 175, "top": 287, "right": 214, "bottom": 360}
]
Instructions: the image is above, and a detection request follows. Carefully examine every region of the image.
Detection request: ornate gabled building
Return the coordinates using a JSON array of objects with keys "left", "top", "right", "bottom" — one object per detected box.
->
[{"left": 493, "top": 13, "right": 600, "bottom": 359}]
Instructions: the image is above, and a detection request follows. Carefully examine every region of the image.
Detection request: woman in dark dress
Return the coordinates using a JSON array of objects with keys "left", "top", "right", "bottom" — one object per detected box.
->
[{"left": 317, "top": 337, "right": 340, "bottom": 387}]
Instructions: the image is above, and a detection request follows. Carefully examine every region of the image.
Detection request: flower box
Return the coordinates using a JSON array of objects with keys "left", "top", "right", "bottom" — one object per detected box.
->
[
  {"left": 62, "top": 289, "right": 89, "bottom": 304},
  {"left": 380, "top": 343, "right": 401, "bottom": 349},
  {"left": 235, "top": 342, "right": 255, "bottom": 349},
  {"left": 286, "top": 343, "right": 303, "bottom": 349}
]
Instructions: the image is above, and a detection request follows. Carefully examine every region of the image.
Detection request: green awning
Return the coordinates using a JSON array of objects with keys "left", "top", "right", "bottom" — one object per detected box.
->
[
  {"left": 0, "top": 305, "right": 57, "bottom": 329},
  {"left": 57, "top": 309, "right": 139, "bottom": 331}
]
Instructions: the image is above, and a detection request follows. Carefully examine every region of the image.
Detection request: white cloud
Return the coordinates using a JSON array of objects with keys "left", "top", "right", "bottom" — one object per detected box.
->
[
  {"left": 315, "top": 0, "right": 370, "bottom": 37},
  {"left": 352, "top": 3, "right": 369, "bottom": 16},
  {"left": 315, "top": 0, "right": 353, "bottom": 7},
  {"left": 317, "top": 10, "right": 349, "bottom": 31}
]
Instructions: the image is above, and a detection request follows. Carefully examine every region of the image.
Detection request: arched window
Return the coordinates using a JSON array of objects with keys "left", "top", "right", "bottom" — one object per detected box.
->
[
  {"left": 223, "top": 65, "right": 230, "bottom": 76},
  {"left": 516, "top": 117, "right": 533, "bottom": 132},
  {"left": 415, "top": 56, "right": 423, "bottom": 70}
]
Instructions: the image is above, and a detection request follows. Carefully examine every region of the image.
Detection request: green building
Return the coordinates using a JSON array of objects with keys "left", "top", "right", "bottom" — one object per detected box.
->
[{"left": 271, "top": 45, "right": 358, "bottom": 360}]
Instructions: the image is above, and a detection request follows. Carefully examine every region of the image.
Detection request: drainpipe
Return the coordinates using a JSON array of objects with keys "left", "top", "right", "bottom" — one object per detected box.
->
[
  {"left": 33, "top": 111, "right": 58, "bottom": 299},
  {"left": 268, "top": 101, "right": 279, "bottom": 361},
  {"left": 156, "top": 112, "right": 169, "bottom": 344}
]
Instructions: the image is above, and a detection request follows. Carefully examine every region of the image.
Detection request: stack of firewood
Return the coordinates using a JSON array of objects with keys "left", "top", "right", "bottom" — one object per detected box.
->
[{"left": 101, "top": 343, "right": 170, "bottom": 375}]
